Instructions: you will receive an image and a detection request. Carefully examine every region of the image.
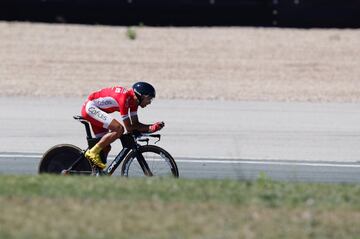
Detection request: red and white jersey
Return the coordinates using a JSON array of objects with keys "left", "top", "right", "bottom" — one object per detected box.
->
[{"left": 87, "top": 86, "right": 138, "bottom": 120}]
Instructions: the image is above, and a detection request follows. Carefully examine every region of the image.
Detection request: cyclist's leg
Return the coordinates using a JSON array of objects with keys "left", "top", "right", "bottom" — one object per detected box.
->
[
  {"left": 87, "top": 121, "right": 124, "bottom": 169},
  {"left": 91, "top": 126, "right": 111, "bottom": 162},
  {"left": 96, "top": 119, "right": 124, "bottom": 148},
  {"left": 81, "top": 101, "right": 122, "bottom": 169},
  {"left": 102, "top": 145, "right": 111, "bottom": 160}
]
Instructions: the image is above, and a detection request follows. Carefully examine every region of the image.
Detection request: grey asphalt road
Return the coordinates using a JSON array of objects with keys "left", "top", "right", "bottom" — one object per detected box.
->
[
  {"left": 1, "top": 97, "right": 360, "bottom": 182},
  {"left": 1, "top": 153, "right": 360, "bottom": 183}
]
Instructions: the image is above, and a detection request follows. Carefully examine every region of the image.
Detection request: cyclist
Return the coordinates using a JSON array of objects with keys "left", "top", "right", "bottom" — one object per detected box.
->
[{"left": 81, "top": 82, "right": 164, "bottom": 169}]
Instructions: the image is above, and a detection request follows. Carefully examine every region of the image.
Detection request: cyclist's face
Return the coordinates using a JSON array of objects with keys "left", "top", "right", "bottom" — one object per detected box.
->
[{"left": 140, "top": 95, "right": 154, "bottom": 108}]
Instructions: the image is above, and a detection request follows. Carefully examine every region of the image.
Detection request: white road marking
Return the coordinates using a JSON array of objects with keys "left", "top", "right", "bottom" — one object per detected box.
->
[
  {"left": 1, "top": 154, "right": 360, "bottom": 168},
  {"left": 0, "top": 154, "right": 40, "bottom": 158},
  {"left": 176, "top": 159, "right": 360, "bottom": 168}
]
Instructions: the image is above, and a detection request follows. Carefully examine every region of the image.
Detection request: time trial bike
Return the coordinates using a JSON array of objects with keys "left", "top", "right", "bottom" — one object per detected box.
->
[{"left": 38, "top": 115, "right": 179, "bottom": 177}]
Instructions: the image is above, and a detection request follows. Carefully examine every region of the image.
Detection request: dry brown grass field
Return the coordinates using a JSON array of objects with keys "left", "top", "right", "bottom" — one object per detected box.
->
[{"left": 1, "top": 21, "right": 360, "bottom": 102}]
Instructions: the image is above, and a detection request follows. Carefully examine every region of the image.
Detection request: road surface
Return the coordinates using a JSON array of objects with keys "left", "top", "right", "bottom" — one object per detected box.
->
[{"left": 1, "top": 97, "right": 360, "bottom": 182}]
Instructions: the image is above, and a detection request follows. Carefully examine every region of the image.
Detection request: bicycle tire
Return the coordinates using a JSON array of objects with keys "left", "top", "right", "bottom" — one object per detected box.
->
[
  {"left": 121, "top": 145, "right": 179, "bottom": 178},
  {"left": 38, "top": 144, "right": 92, "bottom": 174}
]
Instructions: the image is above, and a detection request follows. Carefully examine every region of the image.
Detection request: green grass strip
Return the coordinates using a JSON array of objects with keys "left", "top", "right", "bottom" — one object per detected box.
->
[
  {"left": 1, "top": 175, "right": 360, "bottom": 209},
  {"left": 0, "top": 175, "right": 360, "bottom": 239}
]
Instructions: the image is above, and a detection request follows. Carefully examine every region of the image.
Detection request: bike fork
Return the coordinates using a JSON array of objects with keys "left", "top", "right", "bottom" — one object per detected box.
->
[{"left": 135, "top": 151, "right": 153, "bottom": 177}]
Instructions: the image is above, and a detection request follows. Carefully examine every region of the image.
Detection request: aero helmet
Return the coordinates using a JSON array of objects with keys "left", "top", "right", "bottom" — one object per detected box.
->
[{"left": 132, "top": 82, "right": 156, "bottom": 100}]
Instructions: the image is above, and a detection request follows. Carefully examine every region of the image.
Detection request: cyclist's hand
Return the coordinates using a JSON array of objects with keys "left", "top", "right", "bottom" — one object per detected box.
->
[{"left": 149, "top": 121, "right": 165, "bottom": 133}]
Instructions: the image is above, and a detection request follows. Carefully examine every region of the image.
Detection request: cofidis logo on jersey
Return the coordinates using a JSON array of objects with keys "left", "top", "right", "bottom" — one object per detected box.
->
[
  {"left": 88, "top": 107, "right": 107, "bottom": 121},
  {"left": 95, "top": 100, "right": 113, "bottom": 107}
]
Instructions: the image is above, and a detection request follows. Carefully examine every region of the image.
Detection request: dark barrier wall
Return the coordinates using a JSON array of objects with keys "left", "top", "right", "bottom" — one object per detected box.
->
[
  {"left": 0, "top": 0, "right": 271, "bottom": 26},
  {"left": 0, "top": 0, "right": 359, "bottom": 27},
  {"left": 272, "top": 0, "right": 360, "bottom": 27}
]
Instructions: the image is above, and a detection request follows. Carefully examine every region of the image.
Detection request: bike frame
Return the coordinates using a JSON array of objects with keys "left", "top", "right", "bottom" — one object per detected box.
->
[
  {"left": 104, "top": 147, "right": 131, "bottom": 175},
  {"left": 66, "top": 116, "right": 158, "bottom": 176}
]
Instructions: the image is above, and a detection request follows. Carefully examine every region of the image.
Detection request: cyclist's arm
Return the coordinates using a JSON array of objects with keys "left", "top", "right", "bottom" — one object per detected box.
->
[{"left": 123, "top": 115, "right": 150, "bottom": 133}]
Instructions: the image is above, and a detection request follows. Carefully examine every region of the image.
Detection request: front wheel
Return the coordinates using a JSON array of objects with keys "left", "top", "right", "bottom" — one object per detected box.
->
[
  {"left": 121, "top": 145, "right": 179, "bottom": 178},
  {"left": 38, "top": 144, "right": 92, "bottom": 174}
]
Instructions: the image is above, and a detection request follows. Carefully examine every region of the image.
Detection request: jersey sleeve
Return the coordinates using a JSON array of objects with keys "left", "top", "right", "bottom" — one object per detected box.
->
[
  {"left": 128, "top": 101, "right": 138, "bottom": 118},
  {"left": 117, "top": 94, "right": 138, "bottom": 121},
  {"left": 116, "top": 93, "right": 129, "bottom": 120}
]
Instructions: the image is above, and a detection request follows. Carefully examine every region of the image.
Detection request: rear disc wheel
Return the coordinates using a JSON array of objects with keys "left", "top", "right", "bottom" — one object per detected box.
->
[{"left": 38, "top": 144, "right": 92, "bottom": 174}]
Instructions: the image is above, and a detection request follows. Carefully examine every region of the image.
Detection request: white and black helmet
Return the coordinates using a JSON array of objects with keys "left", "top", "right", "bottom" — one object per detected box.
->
[{"left": 132, "top": 82, "right": 156, "bottom": 100}]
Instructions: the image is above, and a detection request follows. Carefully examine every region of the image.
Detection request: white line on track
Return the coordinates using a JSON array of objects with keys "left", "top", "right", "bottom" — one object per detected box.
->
[
  {"left": 0, "top": 154, "right": 40, "bottom": 158},
  {"left": 176, "top": 159, "right": 360, "bottom": 168},
  {"left": 1, "top": 153, "right": 360, "bottom": 168}
]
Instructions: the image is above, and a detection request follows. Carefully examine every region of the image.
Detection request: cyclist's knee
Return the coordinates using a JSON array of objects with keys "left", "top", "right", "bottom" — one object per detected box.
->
[
  {"left": 116, "top": 125, "right": 124, "bottom": 136},
  {"left": 109, "top": 121, "right": 124, "bottom": 137}
]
